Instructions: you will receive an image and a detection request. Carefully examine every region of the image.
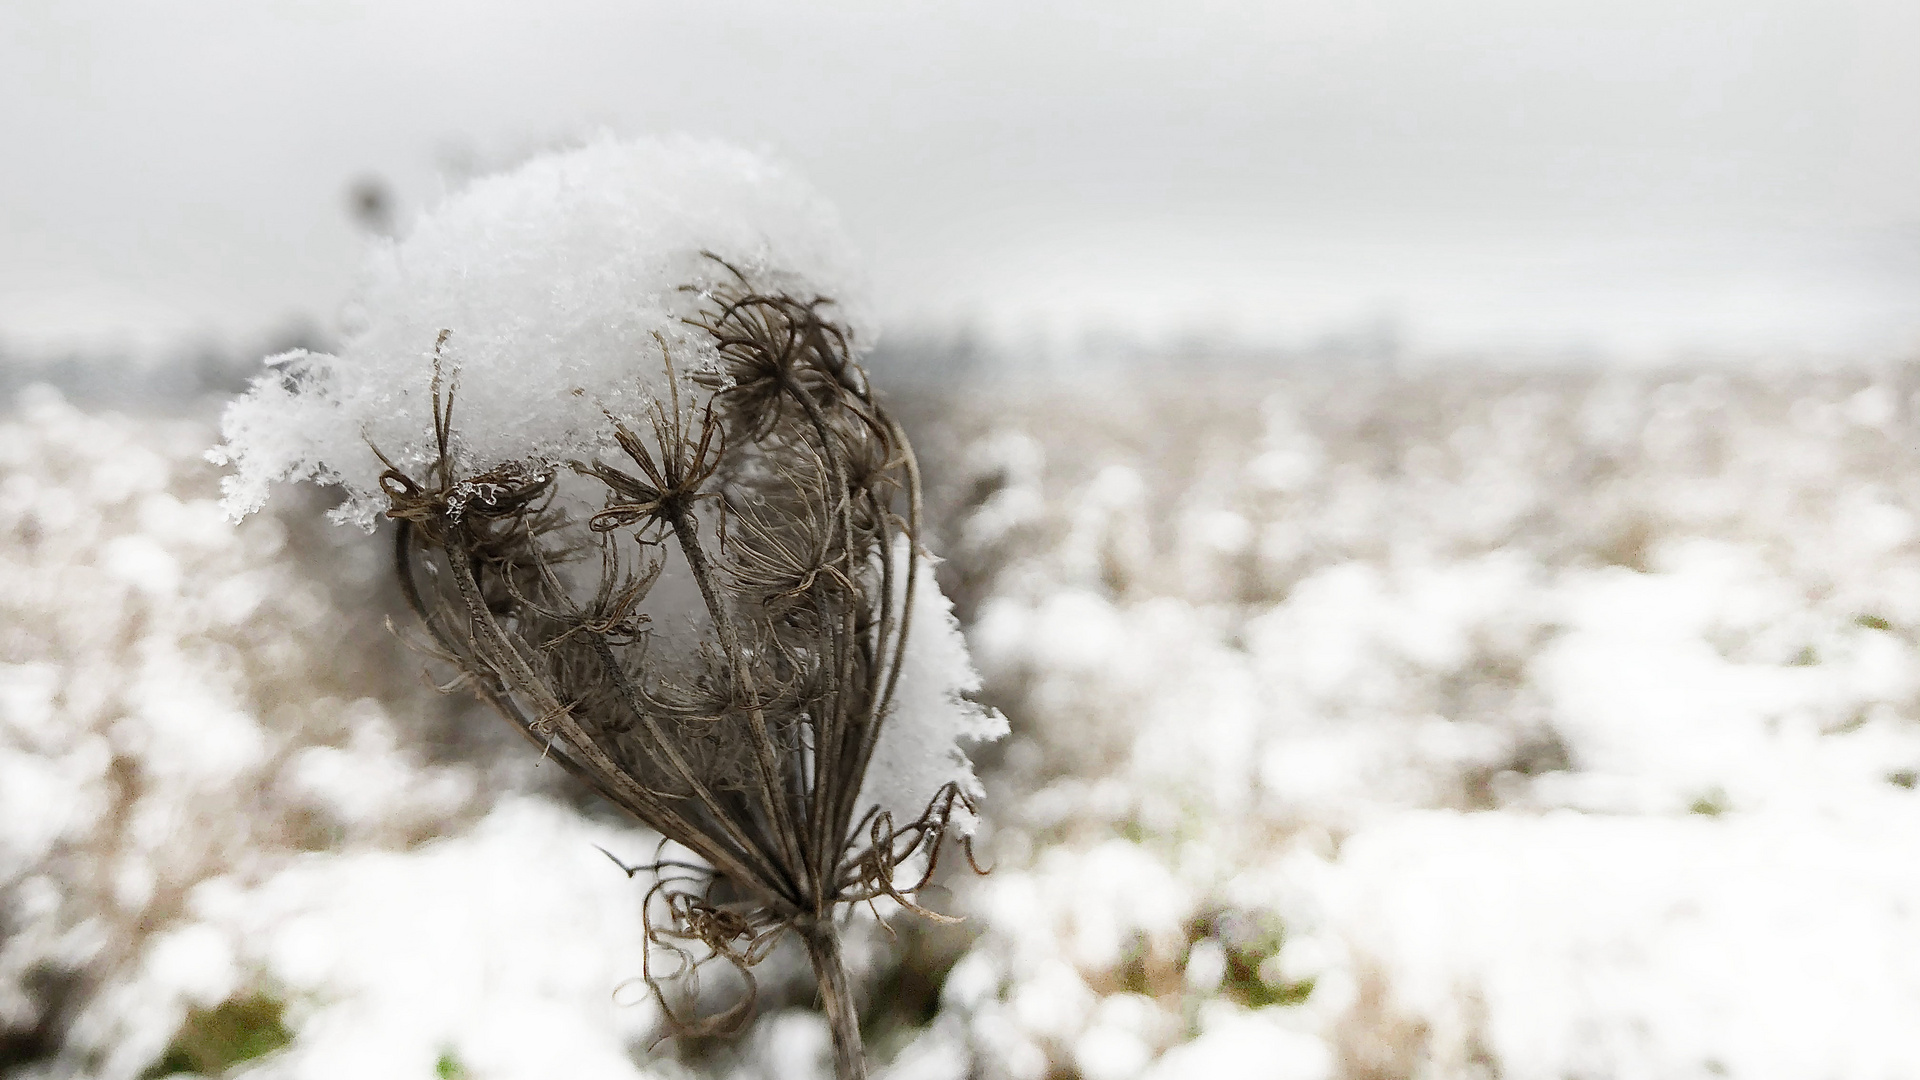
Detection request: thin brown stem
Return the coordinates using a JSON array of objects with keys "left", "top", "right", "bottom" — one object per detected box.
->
[{"left": 801, "top": 920, "right": 866, "bottom": 1080}]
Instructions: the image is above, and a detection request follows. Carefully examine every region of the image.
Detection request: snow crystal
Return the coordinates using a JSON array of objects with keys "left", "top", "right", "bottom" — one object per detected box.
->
[{"left": 216, "top": 135, "right": 870, "bottom": 528}]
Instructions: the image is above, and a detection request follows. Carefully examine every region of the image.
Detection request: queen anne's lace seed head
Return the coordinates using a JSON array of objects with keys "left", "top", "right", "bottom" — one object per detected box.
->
[{"left": 212, "top": 137, "right": 1004, "bottom": 1056}]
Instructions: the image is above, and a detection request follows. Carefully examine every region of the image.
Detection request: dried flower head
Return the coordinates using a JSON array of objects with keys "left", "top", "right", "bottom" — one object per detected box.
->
[{"left": 213, "top": 137, "right": 1004, "bottom": 1078}]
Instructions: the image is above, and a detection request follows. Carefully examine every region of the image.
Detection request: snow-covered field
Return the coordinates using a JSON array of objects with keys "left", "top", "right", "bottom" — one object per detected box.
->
[{"left": 7, "top": 362, "right": 1920, "bottom": 1078}]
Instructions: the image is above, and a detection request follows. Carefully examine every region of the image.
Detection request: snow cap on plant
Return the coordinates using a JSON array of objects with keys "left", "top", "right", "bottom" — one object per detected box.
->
[
  {"left": 213, "top": 135, "right": 1003, "bottom": 1079},
  {"left": 217, "top": 135, "right": 874, "bottom": 530}
]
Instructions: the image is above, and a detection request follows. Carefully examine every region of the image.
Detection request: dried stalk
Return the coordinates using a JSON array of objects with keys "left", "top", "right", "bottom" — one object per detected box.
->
[{"left": 374, "top": 263, "right": 981, "bottom": 1077}]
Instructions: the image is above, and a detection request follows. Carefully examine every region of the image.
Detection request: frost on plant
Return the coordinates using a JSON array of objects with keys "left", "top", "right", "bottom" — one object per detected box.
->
[{"left": 213, "top": 136, "right": 1003, "bottom": 1076}]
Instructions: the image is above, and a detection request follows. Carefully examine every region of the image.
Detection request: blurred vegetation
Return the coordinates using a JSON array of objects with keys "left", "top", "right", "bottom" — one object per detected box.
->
[
  {"left": 1185, "top": 907, "right": 1315, "bottom": 1011},
  {"left": 861, "top": 916, "right": 977, "bottom": 1062},
  {"left": 140, "top": 993, "right": 290, "bottom": 1077}
]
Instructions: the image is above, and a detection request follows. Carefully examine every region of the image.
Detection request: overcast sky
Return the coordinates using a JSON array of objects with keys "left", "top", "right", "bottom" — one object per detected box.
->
[{"left": 3, "top": 0, "right": 1918, "bottom": 361}]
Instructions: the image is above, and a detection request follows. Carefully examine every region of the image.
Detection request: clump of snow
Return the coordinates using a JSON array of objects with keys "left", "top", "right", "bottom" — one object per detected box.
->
[
  {"left": 215, "top": 135, "right": 869, "bottom": 528},
  {"left": 188, "top": 797, "right": 667, "bottom": 1080},
  {"left": 1320, "top": 808, "right": 1920, "bottom": 1080},
  {"left": 858, "top": 550, "right": 1008, "bottom": 835},
  {"left": 1143, "top": 1004, "right": 1332, "bottom": 1080}
]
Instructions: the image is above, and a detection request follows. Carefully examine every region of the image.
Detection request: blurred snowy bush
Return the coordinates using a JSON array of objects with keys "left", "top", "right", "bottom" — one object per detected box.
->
[
  {"left": 0, "top": 390, "right": 679, "bottom": 1078},
  {"left": 907, "top": 365, "right": 1920, "bottom": 1080}
]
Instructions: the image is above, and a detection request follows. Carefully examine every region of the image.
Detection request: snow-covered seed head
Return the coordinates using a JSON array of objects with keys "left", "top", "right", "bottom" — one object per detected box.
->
[{"left": 212, "top": 136, "right": 1005, "bottom": 1036}]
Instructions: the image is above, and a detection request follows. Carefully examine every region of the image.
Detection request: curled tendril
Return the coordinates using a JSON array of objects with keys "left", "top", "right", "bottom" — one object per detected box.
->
[
  {"left": 600, "top": 843, "right": 794, "bottom": 1039},
  {"left": 839, "top": 782, "right": 989, "bottom": 920}
]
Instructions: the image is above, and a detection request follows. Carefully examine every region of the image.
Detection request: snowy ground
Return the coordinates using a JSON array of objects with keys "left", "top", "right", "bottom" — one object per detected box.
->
[{"left": 6, "top": 362, "right": 1920, "bottom": 1078}]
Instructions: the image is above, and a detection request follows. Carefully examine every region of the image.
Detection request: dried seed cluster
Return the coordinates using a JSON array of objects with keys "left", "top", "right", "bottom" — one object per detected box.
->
[{"left": 380, "top": 261, "right": 980, "bottom": 1041}]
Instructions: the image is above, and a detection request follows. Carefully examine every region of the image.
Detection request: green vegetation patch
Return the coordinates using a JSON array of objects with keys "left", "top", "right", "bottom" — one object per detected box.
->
[
  {"left": 1184, "top": 906, "right": 1314, "bottom": 1009},
  {"left": 861, "top": 916, "right": 978, "bottom": 1061},
  {"left": 142, "top": 992, "right": 291, "bottom": 1077},
  {"left": 1689, "top": 787, "right": 1731, "bottom": 816}
]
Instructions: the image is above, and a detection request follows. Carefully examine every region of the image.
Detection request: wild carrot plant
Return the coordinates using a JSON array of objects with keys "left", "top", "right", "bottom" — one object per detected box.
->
[{"left": 215, "top": 137, "right": 1003, "bottom": 1078}]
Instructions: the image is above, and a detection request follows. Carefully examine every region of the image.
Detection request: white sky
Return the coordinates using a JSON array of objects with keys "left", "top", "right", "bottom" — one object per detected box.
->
[{"left": 3, "top": 0, "right": 1918, "bottom": 360}]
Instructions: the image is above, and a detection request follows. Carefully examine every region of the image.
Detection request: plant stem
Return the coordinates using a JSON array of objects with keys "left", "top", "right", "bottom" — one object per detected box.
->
[{"left": 801, "top": 920, "right": 867, "bottom": 1080}]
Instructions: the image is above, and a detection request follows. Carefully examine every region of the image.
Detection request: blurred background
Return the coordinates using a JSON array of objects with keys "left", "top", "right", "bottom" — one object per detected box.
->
[{"left": 5, "top": 2, "right": 1920, "bottom": 1078}]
